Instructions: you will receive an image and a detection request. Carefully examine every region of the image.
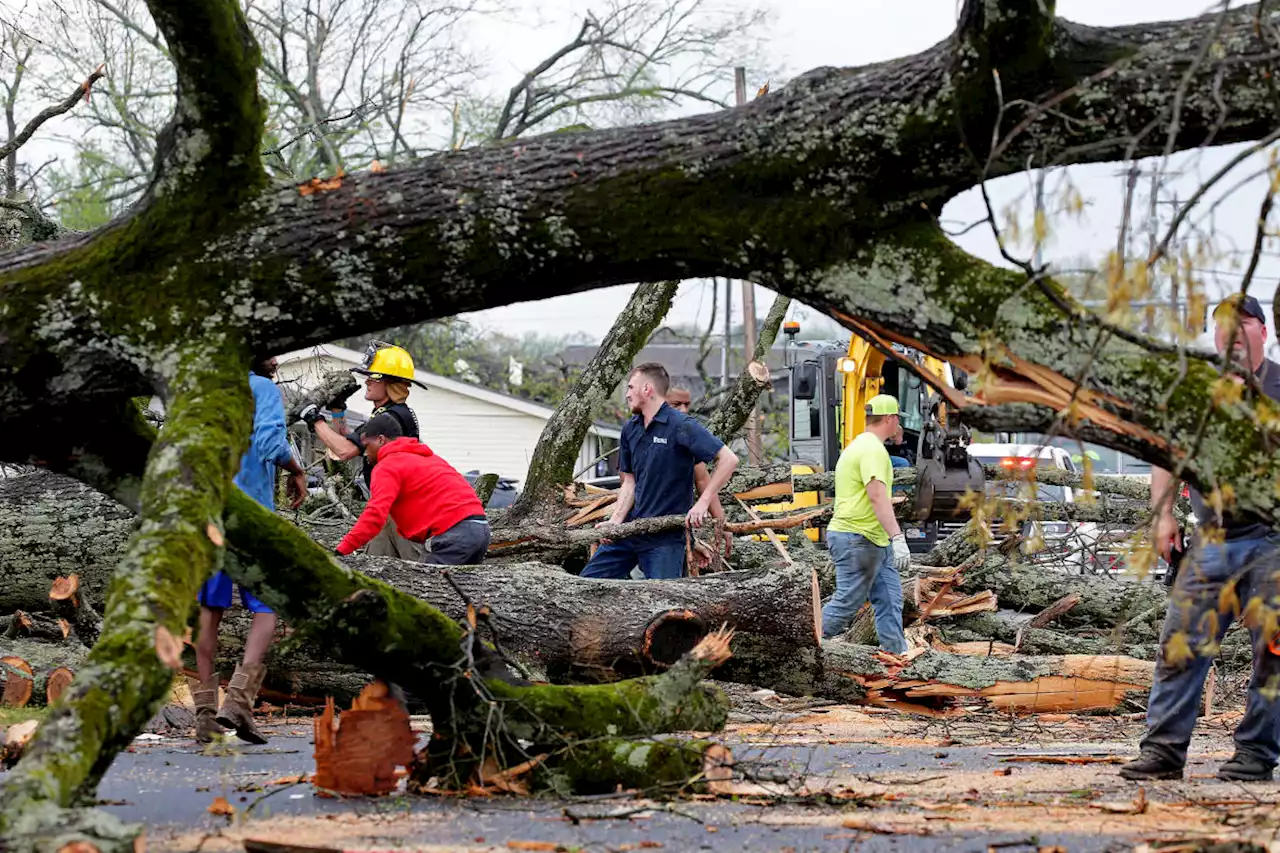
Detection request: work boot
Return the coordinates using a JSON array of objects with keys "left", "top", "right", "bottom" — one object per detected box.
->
[
  {"left": 215, "top": 663, "right": 268, "bottom": 745},
  {"left": 1217, "top": 752, "right": 1274, "bottom": 781},
  {"left": 187, "top": 675, "right": 225, "bottom": 743},
  {"left": 1119, "top": 749, "right": 1184, "bottom": 781}
]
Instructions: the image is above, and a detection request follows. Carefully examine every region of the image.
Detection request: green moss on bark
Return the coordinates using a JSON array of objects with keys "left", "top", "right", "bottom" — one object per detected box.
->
[
  {"left": 534, "top": 737, "right": 729, "bottom": 796},
  {"left": 0, "top": 347, "right": 252, "bottom": 849}
]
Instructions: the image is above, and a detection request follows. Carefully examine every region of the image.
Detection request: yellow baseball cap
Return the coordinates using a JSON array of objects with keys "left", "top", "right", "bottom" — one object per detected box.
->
[{"left": 866, "top": 394, "right": 900, "bottom": 416}]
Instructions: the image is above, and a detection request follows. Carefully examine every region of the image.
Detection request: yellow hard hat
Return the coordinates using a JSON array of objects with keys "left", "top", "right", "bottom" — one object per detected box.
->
[{"left": 354, "top": 341, "right": 428, "bottom": 389}]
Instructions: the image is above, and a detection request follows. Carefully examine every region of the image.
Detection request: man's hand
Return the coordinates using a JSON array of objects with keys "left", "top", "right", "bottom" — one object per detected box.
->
[
  {"left": 286, "top": 471, "right": 308, "bottom": 509},
  {"left": 299, "top": 403, "right": 324, "bottom": 433},
  {"left": 890, "top": 534, "right": 911, "bottom": 572},
  {"left": 1152, "top": 511, "right": 1181, "bottom": 561},
  {"left": 596, "top": 518, "right": 621, "bottom": 545},
  {"left": 687, "top": 499, "right": 711, "bottom": 528}
]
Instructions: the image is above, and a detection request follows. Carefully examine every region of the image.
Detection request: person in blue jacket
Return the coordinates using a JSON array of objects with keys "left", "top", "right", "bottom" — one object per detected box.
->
[{"left": 190, "top": 356, "right": 308, "bottom": 745}]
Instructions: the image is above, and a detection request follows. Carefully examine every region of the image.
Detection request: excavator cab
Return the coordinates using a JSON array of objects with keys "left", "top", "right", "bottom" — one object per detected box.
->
[{"left": 783, "top": 328, "right": 983, "bottom": 548}]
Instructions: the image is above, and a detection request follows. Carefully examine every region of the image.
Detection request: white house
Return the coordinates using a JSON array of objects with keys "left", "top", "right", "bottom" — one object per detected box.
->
[{"left": 275, "top": 345, "right": 620, "bottom": 486}]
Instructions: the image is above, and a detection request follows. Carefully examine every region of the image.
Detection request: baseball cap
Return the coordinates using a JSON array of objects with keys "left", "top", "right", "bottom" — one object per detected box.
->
[
  {"left": 866, "top": 394, "right": 900, "bottom": 416},
  {"left": 1213, "top": 294, "right": 1267, "bottom": 326}
]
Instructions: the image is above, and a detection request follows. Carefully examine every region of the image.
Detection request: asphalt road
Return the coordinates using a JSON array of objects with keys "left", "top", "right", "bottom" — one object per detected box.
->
[{"left": 80, "top": 734, "right": 1146, "bottom": 852}]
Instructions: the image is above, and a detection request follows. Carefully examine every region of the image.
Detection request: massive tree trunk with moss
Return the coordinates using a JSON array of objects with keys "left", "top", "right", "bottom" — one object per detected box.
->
[{"left": 4, "top": 0, "right": 1280, "bottom": 848}]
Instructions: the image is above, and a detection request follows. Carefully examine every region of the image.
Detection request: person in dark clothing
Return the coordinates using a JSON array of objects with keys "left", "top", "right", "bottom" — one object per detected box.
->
[
  {"left": 334, "top": 414, "right": 490, "bottom": 565},
  {"left": 1121, "top": 294, "right": 1280, "bottom": 782},
  {"left": 301, "top": 341, "right": 425, "bottom": 558},
  {"left": 583, "top": 363, "right": 738, "bottom": 580}
]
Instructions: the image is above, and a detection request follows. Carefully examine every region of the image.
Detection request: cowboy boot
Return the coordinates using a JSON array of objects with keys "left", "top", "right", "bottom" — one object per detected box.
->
[
  {"left": 187, "top": 675, "right": 225, "bottom": 743},
  {"left": 215, "top": 662, "right": 268, "bottom": 745}
]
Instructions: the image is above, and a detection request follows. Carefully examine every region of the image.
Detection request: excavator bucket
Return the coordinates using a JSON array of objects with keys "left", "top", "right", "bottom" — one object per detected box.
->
[{"left": 913, "top": 454, "right": 985, "bottom": 521}]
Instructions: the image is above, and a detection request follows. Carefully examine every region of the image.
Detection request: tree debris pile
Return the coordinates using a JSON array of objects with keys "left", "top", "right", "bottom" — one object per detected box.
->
[{"left": 0, "top": 462, "right": 1214, "bottom": 715}]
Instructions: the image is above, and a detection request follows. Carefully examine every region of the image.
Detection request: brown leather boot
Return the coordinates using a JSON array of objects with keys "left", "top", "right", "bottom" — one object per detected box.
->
[
  {"left": 215, "top": 662, "right": 268, "bottom": 745},
  {"left": 187, "top": 675, "right": 225, "bottom": 743}
]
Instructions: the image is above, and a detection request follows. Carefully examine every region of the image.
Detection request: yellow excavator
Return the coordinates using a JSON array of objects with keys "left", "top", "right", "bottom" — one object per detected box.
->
[{"left": 776, "top": 323, "right": 984, "bottom": 549}]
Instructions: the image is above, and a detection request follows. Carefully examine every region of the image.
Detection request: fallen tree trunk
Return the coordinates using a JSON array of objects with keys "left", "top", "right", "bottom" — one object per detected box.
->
[
  {"left": 209, "top": 557, "right": 822, "bottom": 701},
  {"left": 941, "top": 612, "right": 1122, "bottom": 657},
  {"left": 723, "top": 463, "right": 1174, "bottom": 506},
  {"left": 0, "top": 472, "right": 132, "bottom": 613},
  {"left": 949, "top": 556, "right": 1169, "bottom": 636},
  {"left": 277, "top": 557, "right": 820, "bottom": 686},
  {"left": 717, "top": 638, "right": 1154, "bottom": 714}
]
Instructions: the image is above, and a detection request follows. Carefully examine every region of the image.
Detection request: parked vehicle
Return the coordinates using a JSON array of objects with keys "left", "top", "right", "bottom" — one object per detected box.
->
[
  {"left": 951, "top": 443, "right": 1091, "bottom": 569},
  {"left": 464, "top": 471, "right": 520, "bottom": 509}
]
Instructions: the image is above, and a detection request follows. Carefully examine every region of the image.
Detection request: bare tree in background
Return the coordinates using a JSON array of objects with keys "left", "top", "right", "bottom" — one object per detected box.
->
[
  {"left": 8, "top": 0, "right": 768, "bottom": 218},
  {"left": 248, "top": 0, "right": 484, "bottom": 177},
  {"left": 487, "top": 0, "right": 769, "bottom": 141}
]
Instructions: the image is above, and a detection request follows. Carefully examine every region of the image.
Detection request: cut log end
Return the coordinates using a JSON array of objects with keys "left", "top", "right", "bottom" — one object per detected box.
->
[
  {"left": 46, "top": 667, "right": 74, "bottom": 704},
  {"left": 746, "top": 360, "right": 771, "bottom": 384},
  {"left": 48, "top": 574, "right": 81, "bottom": 606},
  {"left": 1, "top": 656, "right": 34, "bottom": 707},
  {"left": 643, "top": 610, "right": 708, "bottom": 666},
  {"left": 690, "top": 624, "right": 735, "bottom": 666},
  {"left": 702, "top": 742, "right": 735, "bottom": 795},
  {"left": 1, "top": 719, "right": 38, "bottom": 769},
  {"left": 313, "top": 680, "right": 415, "bottom": 796}
]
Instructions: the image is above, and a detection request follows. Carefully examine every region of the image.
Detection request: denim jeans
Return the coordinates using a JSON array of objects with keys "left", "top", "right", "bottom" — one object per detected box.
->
[
  {"left": 1141, "top": 532, "right": 1280, "bottom": 768},
  {"left": 821, "top": 531, "right": 907, "bottom": 653},
  {"left": 581, "top": 538, "right": 685, "bottom": 580},
  {"left": 421, "top": 516, "right": 490, "bottom": 565}
]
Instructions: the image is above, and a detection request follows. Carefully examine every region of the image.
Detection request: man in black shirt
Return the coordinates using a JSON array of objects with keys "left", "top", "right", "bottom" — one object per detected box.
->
[
  {"left": 301, "top": 341, "right": 425, "bottom": 558},
  {"left": 1122, "top": 295, "right": 1280, "bottom": 782}
]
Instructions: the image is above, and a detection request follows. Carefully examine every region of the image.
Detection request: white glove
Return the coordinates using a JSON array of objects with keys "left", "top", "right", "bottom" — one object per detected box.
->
[{"left": 890, "top": 534, "right": 912, "bottom": 571}]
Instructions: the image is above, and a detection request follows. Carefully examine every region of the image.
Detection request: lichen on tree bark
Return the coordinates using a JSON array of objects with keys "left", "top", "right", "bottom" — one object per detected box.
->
[{"left": 3, "top": 0, "right": 1280, "bottom": 846}]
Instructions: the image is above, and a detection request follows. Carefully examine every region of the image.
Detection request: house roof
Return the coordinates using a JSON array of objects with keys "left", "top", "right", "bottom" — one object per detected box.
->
[
  {"left": 278, "top": 345, "right": 622, "bottom": 439},
  {"left": 557, "top": 343, "right": 789, "bottom": 380}
]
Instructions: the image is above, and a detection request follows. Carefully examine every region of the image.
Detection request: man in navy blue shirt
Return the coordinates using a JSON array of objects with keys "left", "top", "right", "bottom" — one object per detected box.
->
[{"left": 583, "top": 363, "right": 739, "bottom": 580}]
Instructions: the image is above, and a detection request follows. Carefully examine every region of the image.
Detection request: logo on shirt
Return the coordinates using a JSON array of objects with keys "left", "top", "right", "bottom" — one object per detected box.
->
[{"left": 652, "top": 437, "right": 668, "bottom": 445}]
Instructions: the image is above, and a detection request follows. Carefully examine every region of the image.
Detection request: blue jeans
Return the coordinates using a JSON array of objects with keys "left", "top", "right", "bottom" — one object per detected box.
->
[
  {"left": 1142, "top": 532, "right": 1280, "bottom": 767},
  {"left": 821, "top": 531, "right": 907, "bottom": 653},
  {"left": 582, "top": 539, "right": 685, "bottom": 580}
]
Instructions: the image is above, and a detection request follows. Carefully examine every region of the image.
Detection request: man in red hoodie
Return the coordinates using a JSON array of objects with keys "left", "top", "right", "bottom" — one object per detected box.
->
[{"left": 335, "top": 414, "right": 490, "bottom": 564}]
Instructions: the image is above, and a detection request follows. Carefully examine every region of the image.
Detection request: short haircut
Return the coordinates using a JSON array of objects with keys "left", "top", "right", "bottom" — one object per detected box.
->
[
  {"left": 362, "top": 413, "right": 404, "bottom": 441},
  {"left": 866, "top": 413, "right": 894, "bottom": 427},
  {"left": 631, "top": 362, "right": 671, "bottom": 395}
]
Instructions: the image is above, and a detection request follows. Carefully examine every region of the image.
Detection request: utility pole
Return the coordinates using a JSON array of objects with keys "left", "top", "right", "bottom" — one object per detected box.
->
[
  {"left": 721, "top": 277, "right": 732, "bottom": 387},
  {"left": 735, "top": 67, "right": 763, "bottom": 465}
]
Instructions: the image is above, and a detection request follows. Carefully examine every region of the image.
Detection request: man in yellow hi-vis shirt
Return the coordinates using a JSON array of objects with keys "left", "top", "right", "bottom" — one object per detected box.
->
[{"left": 821, "top": 394, "right": 910, "bottom": 652}]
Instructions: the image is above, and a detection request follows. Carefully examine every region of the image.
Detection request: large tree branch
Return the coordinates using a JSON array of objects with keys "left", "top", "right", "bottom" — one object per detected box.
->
[
  {"left": 141, "top": 0, "right": 266, "bottom": 202},
  {"left": 0, "top": 65, "right": 106, "bottom": 165},
  {"left": 0, "top": 345, "right": 252, "bottom": 847},
  {"left": 0, "top": 6, "right": 1278, "bottom": 538},
  {"left": 706, "top": 290, "right": 789, "bottom": 442}
]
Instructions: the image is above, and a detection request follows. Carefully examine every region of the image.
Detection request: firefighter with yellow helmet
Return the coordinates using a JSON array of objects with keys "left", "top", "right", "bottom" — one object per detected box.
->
[{"left": 300, "top": 340, "right": 426, "bottom": 557}]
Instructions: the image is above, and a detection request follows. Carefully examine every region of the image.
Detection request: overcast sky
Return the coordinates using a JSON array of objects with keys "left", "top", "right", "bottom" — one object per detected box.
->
[{"left": 460, "top": 0, "right": 1275, "bottom": 350}]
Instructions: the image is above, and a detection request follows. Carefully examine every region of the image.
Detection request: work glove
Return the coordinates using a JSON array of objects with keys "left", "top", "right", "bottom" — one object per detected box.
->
[
  {"left": 890, "top": 534, "right": 912, "bottom": 572},
  {"left": 299, "top": 403, "right": 324, "bottom": 432}
]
